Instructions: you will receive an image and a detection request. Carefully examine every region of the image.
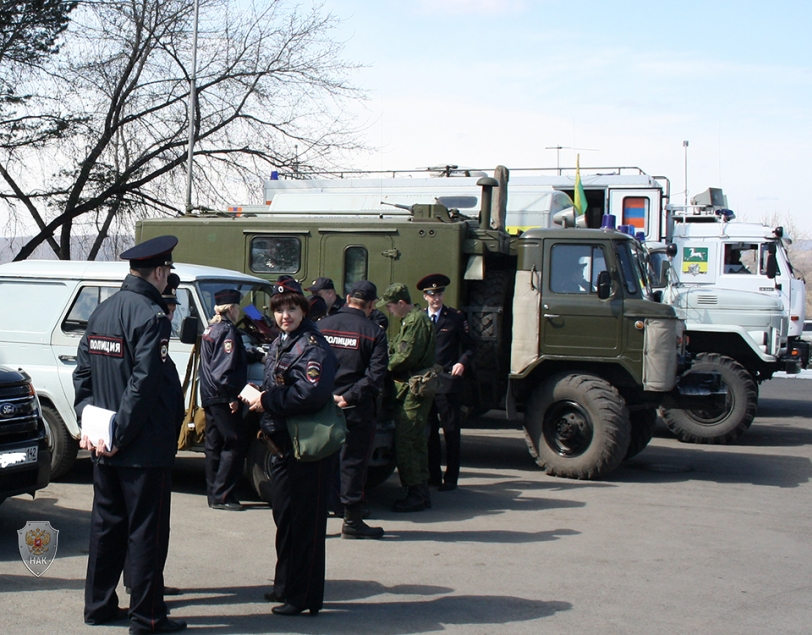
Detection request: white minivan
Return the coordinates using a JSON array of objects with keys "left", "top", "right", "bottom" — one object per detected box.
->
[{"left": 0, "top": 261, "right": 277, "bottom": 484}]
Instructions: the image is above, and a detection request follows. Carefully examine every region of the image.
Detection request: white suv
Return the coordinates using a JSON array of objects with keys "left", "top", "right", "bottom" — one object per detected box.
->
[{"left": 0, "top": 260, "right": 274, "bottom": 480}]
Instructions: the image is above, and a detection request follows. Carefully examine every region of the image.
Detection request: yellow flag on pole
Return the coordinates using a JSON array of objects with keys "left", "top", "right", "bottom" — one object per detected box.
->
[{"left": 574, "top": 154, "right": 587, "bottom": 216}]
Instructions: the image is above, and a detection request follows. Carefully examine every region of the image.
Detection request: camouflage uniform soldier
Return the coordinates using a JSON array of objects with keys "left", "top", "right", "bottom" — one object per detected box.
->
[{"left": 378, "top": 283, "right": 436, "bottom": 512}]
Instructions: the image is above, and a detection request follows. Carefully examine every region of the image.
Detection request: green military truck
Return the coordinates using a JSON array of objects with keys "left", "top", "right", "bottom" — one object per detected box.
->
[{"left": 138, "top": 177, "right": 721, "bottom": 479}]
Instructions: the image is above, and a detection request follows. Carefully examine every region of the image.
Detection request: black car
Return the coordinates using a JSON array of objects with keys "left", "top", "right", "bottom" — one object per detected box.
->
[{"left": 0, "top": 366, "right": 51, "bottom": 505}]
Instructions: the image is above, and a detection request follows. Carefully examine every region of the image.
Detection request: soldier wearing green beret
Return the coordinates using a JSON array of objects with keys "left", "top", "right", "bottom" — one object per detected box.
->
[{"left": 377, "top": 283, "right": 436, "bottom": 512}]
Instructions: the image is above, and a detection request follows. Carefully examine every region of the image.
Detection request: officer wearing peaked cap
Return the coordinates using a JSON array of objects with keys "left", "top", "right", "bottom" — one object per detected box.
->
[
  {"left": 200, "top": 288, "right": 249, "bottom": 511},
  {"left": 162, "top": 273, "right": 181, "bottom": 325},
  {"left": 74, "top": 235, "right": 187, "bottom": 633},
  {"left": 417, "top": 273, "right": 475, "bottom": 492},
  {"left": 240, "top": 274, "right": 338, "bottom": 615},
  {"left": 121, "top": 235, "right": 178, "bottom": 269}
]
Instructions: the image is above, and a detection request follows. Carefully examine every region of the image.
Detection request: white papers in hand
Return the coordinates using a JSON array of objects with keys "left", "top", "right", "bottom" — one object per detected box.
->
[
  {"left": 81, "top": 405, "right": 116, "bottom": 450},
  {"left": 239, "top": 384, "right": 261, "bottom": 401}
]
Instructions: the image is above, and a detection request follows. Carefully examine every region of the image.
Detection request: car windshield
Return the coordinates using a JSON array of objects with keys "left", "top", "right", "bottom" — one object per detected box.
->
[{"left": 196, "top": 280, "right": 276, "bottom": 321}]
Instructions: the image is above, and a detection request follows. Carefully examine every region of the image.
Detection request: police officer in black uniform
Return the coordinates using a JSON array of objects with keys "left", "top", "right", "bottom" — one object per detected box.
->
[
  {"left": 318, "top": 280, "right": 388, "bottom": 539},
  {"left": 74, "top": 236, "right": 187, "bottom": 634},
  {"left": 418, "top": 274, "right": 476, "bottom": 491},
  {"left": 306, "top": 277, "right": 345, "bottom": 316},
  {"left": 241, "top": 276, "right": 338, "bottom": 616},
  {"left": 200, "top": 288, "right": 249, "bottom": 511}
]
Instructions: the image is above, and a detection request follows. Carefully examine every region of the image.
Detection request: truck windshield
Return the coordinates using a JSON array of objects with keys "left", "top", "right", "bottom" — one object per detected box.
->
[{"left": 619, "top": 241, "right": 654, "bottom": 298}]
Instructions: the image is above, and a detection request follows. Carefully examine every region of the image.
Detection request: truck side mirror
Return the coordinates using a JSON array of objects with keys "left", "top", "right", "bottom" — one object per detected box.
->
[
  {"left": 765, "top": 243, "right": 777, "bottom": 279},
  {"left": 179, "top": 316, "right": 199, "bottom": 345},
  {"left": 597, "top": 270, "right": 612, "bottom": 299}
]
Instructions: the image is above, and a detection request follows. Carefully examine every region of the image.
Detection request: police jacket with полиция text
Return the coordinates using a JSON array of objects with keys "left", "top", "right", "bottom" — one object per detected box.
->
[
  {"left": 318, "top": 305, "right": 388, "bottom": 417},
  {"left": 73, "top": 274, "right": 184, "bottom": 469}
]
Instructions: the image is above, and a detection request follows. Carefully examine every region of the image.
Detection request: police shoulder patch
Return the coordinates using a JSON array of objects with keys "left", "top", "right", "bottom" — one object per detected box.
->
[
  {"left": 223, "top": 339, "right": 233, "bottom": 354},
  {"left": 305, "top": 360, "right": 322, "bottom": 384},
  {"left": 160, "top": 338, "right": 169, "bottom": 363}
]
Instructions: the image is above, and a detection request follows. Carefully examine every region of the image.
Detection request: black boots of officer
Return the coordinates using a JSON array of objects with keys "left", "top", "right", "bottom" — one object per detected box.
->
[
  {"left": 342, "top": 503, "right": 384, "bottom": 539},
  {"left": 392, "top": 483, "right": 431, "bottom": 512}
]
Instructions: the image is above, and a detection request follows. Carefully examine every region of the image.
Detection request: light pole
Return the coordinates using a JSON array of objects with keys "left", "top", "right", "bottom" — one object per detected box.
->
[
  {"left": 683, "top": 140, "right": 689, "bottom": 208},
  {"left": 184, "top": 0, "right": 200, "bottom": 214}
]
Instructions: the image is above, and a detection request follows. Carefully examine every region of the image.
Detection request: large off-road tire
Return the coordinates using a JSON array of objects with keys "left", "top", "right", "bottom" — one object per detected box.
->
[
  {"left": 625, "top": 408, "right": 657, "bottom": 460},
  {"left": 246, "top": 436, "right": 273, "bottom": 505},
  {"left": 524, "top": 373, "right": 631, "bottom": 480},
  {"left": 466, "top": 267, "right": 515, "bottom": 414},
  {"left": 42, "top": 405, "right": 79, "bottom": 480},
  {"left": 661, "top": 352, "right": 757, "bottom": 444}
]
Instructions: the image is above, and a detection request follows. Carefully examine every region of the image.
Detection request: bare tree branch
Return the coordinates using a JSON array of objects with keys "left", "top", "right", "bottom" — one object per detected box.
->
[{"left": 1, "top": 0, "right": 367, "bottom": 260}]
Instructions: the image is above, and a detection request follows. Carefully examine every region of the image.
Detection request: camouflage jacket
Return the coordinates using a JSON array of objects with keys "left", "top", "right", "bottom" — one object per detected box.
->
[{"left": 388, "top": 306, "right": 436, "bottom": 378}]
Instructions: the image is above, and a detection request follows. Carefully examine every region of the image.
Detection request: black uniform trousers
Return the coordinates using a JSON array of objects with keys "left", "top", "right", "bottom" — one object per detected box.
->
[
  {"left": 204, "top": 402, "right": 248, "bottom": 505},
  {"left": 428, "top": 391, "right": 462, "bottom": 486},
  {"left": 269, "top": 429, "right": 331, "bottom": 611},
  {"left": 339, "top": 407, "right": 377, "bottom": 507},
  {"left": 85, "top": 464, "right": 172, "bottom": 630}
]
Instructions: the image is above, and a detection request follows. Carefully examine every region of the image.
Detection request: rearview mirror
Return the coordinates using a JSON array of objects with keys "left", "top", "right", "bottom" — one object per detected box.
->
[
  {"left": 179, "top": 316, "right": 199, "bottom": 345},
  {"left": 765, "top": 243, "right": 777, "bottom": 279},
  {"left": 597, "top": 270, "right": 612, "bottom": 300}
]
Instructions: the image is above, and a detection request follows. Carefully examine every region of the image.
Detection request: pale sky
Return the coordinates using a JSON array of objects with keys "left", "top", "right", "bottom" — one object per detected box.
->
[{"left": 322, "top": 0, "right": 812, "bottom": 237}]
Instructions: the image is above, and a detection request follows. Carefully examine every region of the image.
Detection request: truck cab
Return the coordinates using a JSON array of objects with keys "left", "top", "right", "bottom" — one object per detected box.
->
[{"left": 645, "top": 189, "right": 808, "bottom": 444}]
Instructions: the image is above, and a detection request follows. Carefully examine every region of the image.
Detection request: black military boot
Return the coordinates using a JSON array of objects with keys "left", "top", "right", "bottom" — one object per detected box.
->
[
  {"left": 392, "top": 486, "right": 426, "bottom": 512},
  {"left": 342, "top": 504, "right": 384, "bottom": 539},
  {"left": 420, "top": 482, "right": 432, "bottom": 509}
]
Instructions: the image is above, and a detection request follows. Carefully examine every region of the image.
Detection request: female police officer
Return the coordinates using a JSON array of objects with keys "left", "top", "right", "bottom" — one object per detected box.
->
[
  {"left": 241, "top": 277, "right": 337, "bottom": 617},
  {"left": 200, "top": 288, "right": 249, "bottom": 511}
]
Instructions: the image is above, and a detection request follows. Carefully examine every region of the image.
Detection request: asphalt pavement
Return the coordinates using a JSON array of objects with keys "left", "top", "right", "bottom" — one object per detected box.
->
[{"left": 1, "top": 378, "right": 810, "bottom": 635}]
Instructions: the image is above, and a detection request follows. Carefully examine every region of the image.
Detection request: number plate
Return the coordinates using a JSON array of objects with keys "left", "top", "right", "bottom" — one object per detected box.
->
[{"left": 0, "top": 445, "right": 38, "bottom": 469}]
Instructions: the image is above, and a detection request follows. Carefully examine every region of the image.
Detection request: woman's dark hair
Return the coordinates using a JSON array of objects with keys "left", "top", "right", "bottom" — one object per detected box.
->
[{"left": 270, "top": 292, "right": 310, "bottom": 316}]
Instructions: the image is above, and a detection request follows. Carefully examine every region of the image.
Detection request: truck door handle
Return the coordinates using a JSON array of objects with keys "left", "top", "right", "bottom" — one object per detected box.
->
[
  {"left": 543, "top": 314, "right": 560, "bottom": 319},
  {"left": 58, "top": 355, "right": 77, "bottom": 362}
]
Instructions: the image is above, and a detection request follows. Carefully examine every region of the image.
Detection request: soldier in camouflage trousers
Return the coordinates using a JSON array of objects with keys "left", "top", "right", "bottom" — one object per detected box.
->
[{"left": 378, "top": 283, "right": 436, "bottom": 512}]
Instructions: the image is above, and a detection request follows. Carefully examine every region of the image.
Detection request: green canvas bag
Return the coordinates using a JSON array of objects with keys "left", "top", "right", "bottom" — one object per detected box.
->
[{"left": 286, "top": 399, "right": 347, "bottom": 461}]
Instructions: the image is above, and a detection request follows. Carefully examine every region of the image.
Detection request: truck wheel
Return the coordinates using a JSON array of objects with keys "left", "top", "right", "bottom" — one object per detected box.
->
[
  {"left": 661, "top": 353, "right": 757, "bottom": 444},
  {"left": 42, "top": 405, "right": 79, "bottom": 480},
  {"left": 625, "top": 408, "right": 657, "bottom": 460},
  {"left": 525, "top": 373, "right": 631, "bottom": 480},
  {"left": 246, "top": 436, "right": 273, "bottom": 505}
]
